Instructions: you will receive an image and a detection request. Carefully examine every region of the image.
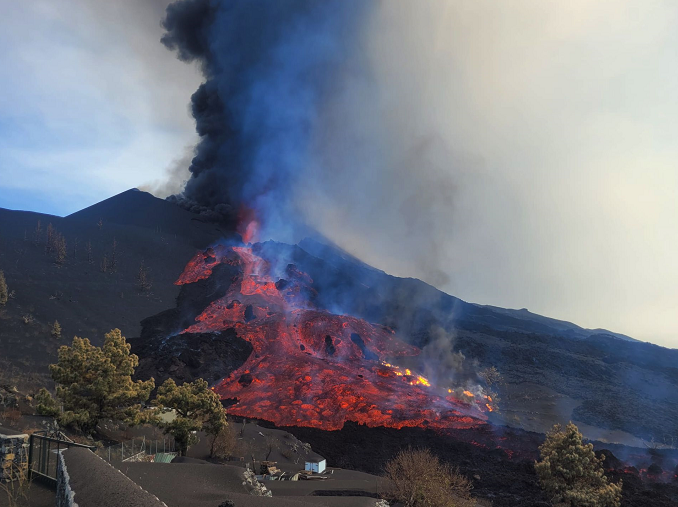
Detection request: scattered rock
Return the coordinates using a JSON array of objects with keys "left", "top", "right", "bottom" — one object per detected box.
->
[{"left": 242, "top": 468, "right": 272, "bottom": 497}]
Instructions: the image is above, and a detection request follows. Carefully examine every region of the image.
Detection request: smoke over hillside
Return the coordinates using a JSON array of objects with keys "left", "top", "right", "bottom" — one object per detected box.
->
[
  {"left": 161, "top": 1, "right": 678, "bottom": 346},
  {"left": 160, "top": 0, "right": 463, "bottom": 285}
]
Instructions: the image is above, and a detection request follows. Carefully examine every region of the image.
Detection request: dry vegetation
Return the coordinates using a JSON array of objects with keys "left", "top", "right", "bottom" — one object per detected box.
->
[
  {"left": 0, "top": 458, "right": 30, "bottom": 507},
  {"left": 384, "top": 447, "right": 475, "bottom": 507}
]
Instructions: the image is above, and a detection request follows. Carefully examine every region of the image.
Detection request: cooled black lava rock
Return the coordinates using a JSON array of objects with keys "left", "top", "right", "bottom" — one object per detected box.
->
[
  {"left": 244, "top": 305, "right": 255, "bottom": 322},
  {"left": 238, "top": 372, "right": 253, "bottom": 387},
  {"left": 350, "top": 333, "right": 378, "bottom": 361},
  {"left": 324, "top": 335, "right": 336, "bottom": 356},
  {"left": 132, "top": 329, "right": 252, "bottom": 388}
]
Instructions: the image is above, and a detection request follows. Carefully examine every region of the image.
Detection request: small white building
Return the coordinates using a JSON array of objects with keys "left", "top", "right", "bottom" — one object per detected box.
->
[{"left": 304, "top": 458, "right": 326, "bottom": 474}]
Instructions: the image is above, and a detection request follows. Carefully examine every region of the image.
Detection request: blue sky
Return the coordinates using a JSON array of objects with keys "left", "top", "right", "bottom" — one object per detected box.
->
[{"left": 0, "top": 0, "right": 199, "bottom": 216}]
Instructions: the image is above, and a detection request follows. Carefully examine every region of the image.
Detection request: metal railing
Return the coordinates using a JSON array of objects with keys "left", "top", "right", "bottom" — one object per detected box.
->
[{"left": 28, "top": 432, "right": 96, "bottom": 486}]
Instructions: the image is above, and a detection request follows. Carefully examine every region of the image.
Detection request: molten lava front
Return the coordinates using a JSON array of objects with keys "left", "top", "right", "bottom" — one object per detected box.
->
[{"left": 176, "top": 241, "right": 490, "bottom": 431}]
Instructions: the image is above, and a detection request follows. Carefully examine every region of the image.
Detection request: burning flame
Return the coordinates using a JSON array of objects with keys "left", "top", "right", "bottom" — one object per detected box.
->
[{"left": 381, "top": 362, "right": 431, "bottom": 386}]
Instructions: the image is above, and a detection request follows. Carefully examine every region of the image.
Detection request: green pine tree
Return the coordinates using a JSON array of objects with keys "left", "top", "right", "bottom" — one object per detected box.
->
[
  {"left": 153, "top": 378, "right": 226, "bottom": 456},
  {"left": 49, "top": 329, "right": 155, "bottom": 434},
  {"left": 535, "top": 422, "right": 622, "bottom": 507}
]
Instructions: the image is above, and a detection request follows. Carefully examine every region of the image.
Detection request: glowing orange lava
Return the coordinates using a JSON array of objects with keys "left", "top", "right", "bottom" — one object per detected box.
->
[
  {"left": 237, "top": 208, "right": 260, "bottom": 244},
  {"left": 175, "top": 239, "right": 489, "bottom": 431}
]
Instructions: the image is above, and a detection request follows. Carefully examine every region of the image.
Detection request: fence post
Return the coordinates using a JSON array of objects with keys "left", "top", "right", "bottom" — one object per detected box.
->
[{"left": 27, "top": 434, "right": 34, "bottom": 480}]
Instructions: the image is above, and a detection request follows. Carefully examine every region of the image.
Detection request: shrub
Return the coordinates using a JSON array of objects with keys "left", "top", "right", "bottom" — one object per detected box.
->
[
  {"left": 211, "top": 424, "right": 237, "bottom": 459},
  {"left": 0, "top": 408, "right": 21, "bottom": 426},
  {"left": 35, "top": 388, "right": 59, "bottom": 417},
  {"left": 384, "top": 447, "right": 474, "bottom": 507},
  {"left": 535, "top": 422, "right": 622, "bottom": 507},
  {"left": 51, "top": 320, "right": 61, "bottom": 339}
]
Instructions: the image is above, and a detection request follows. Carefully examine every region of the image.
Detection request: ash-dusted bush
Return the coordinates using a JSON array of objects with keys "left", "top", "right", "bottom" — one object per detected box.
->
[
  {"left": 211, "top": 423, "right": 237, "bottom": 459},
  {"left": 384, "top": 447, "right": 474, "bottom": 507},
  {"left": 535, "top": 422, "right": 622, "bottom": 507}
]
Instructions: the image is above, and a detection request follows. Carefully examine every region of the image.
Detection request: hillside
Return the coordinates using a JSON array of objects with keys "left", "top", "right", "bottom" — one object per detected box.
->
[
  {"left": 0, "top": 189, "right": 224, "bottom": 389},
  {"left": 1, "top": 190, "right": 677, "bottom": 443}
]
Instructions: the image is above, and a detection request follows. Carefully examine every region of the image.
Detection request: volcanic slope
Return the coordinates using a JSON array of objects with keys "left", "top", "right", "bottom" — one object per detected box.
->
[
  {"left": 2, "top": 190, "right": 677, "bottom": 443},
  {"left": 0, "top": 189, "right": 224, "bottom": 388},
  {"left": 133, "top": 227, "right": 678, "bottom": 445}
]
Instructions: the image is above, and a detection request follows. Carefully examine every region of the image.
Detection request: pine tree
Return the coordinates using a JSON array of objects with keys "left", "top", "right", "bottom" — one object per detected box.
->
[
  {"left": 86, "top": 241, "right": 93, "bottom": 265},
  {"left": 49, "top": 329, "right": 154, "bottom": 433},
  {"left": 153, "top": 378, "right": 226, "bottom": 456},
  {"left": 51, "top": 320, "right": 61, "bottom": 339},
  {"left": 535, "top": 422, "right": 622, "bottom": 507},
  {"left": 100, "top": 254, "right": 109, "bottom": 273},
  {"left": 0, "top": 270, "right": 8, "bottom": 306}
]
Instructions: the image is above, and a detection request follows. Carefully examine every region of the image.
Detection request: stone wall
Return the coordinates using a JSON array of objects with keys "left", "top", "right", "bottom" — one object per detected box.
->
[
  {"left": 56, "top": 451, "right": 76, "bottom": 507},
  {"left": 0, "top": 429, "right": 28, "bottom": 482}
]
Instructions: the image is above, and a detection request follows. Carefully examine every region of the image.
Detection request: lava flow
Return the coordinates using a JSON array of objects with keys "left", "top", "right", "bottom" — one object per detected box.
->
[{"left": 175, "top": 238, "right": 491, "bottom": 431}]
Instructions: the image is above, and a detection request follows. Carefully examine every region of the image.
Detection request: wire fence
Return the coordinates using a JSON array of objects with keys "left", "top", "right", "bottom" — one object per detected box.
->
[{"left": 95, "top": 436, "right": 177, "bottom": 463}]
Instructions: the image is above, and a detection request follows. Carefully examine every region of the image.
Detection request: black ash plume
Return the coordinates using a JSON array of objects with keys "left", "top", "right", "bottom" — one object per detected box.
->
[{"left": 161, "top": 0, "right": 371, "bottom": 232}]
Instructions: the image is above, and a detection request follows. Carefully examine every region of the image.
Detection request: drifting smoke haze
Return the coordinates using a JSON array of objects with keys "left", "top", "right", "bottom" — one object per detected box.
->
[
  {"left": 420, "top": 326, "right": 478, "bottom": 388},
  {"left": 161, "top": 0, "right": 678, "bottom": 348}
]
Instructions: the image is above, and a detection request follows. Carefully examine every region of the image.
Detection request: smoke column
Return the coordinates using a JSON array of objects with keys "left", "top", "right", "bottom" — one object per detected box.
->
[{"left": 161, "top": 0, "right": 374, "bottom": 239}]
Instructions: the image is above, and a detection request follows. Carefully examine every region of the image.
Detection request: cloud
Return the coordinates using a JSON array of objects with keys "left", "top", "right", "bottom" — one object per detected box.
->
[
  {"left": 0, "top": 0, "right": 200, "bottom": 214},
  {"left": 2, "top": 0, "right": 677, "bottom": 348},
  {"left": 296, "top": 1, "right": 678, "bottom": 347}
]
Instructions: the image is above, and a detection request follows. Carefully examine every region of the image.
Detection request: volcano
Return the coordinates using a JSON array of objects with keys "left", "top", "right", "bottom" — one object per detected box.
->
[{"left": 173, "top": 238, "right": 492, "bottom": 431}]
